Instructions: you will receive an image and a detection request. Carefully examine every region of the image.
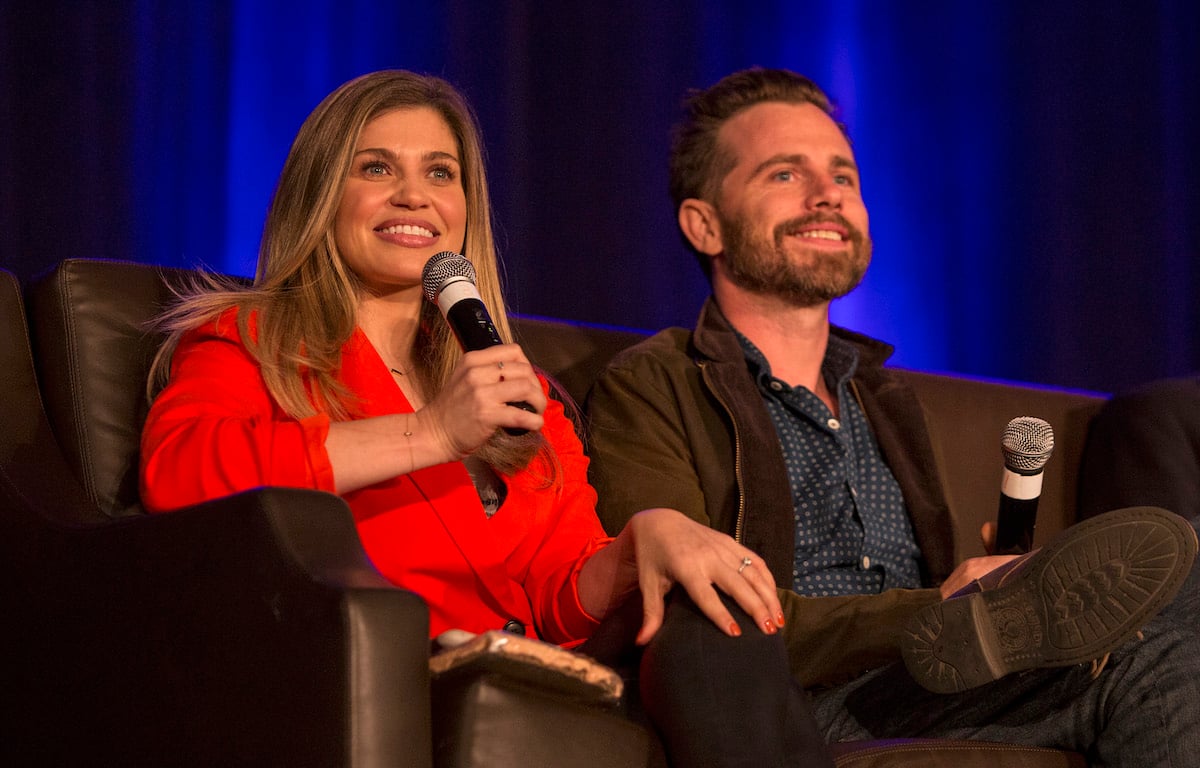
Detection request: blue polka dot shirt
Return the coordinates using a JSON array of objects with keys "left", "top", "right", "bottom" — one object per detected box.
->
[{"left": 737, "top": 332, "right": 923, "bottom": 597}]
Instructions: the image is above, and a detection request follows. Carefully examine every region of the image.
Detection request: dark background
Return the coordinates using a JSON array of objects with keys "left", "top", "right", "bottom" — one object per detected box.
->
[{"left": 3, "top": 1, "right": 1197, "bottom": 394}]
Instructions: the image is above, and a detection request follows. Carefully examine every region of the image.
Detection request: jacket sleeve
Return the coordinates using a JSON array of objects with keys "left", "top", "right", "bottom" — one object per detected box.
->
[
  {"left": 586, "top": 353, "right": 714, "bottom": 536},
  {"left": 140, "top": 322, "right": 336, "bottom": 513},
  {"left": 511, "top": 393, "right": 613, "bottom": 645}
]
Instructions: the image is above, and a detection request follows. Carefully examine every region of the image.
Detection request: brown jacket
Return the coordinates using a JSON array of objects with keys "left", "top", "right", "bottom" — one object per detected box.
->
[{"left": 586, "top": 298, "right": 955, "bottom": 688}]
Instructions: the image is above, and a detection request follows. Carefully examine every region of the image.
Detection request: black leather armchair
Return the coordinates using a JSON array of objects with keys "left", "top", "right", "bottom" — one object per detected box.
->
[
  {"left": 2, "top": 264, "right": 432, "bottom": 766},
  {"left": 3, "top": 258, "right": 1089, "bottom": 767},
  {"left": 4, "top": 258, "right": 660, "bottom": 768}
]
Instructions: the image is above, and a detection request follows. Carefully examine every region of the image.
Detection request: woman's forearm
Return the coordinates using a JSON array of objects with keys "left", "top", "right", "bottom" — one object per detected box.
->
[{"left": 325, "top": 410, "right": 457, "bottom": 494}]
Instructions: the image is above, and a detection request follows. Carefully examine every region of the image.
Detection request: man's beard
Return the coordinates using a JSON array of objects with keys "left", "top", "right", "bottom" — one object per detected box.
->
[{"left": 719, "top": 211, "right": 872, "bottom": 307}]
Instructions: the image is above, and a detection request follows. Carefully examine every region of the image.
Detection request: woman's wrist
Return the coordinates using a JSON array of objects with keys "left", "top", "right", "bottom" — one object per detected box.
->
[
  {"left": 577, "top": 531, "right": 638, "bottom": 619},
  {"left": 405, "top": 407, "right": 463, "bottom": 469}
]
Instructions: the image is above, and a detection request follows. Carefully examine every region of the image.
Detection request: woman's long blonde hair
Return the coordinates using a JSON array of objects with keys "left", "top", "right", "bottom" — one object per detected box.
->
[{"left": 149, "top": 70, "right": 546, "bottom": 476}]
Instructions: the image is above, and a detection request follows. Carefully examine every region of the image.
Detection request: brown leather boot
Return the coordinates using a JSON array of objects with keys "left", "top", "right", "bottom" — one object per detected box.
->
[{"left": 901, "top": 506, "right": 1197, "bottom": 693}]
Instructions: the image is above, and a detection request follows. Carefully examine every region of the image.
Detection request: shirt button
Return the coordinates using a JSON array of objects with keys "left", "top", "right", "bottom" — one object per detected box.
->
[
  {"left": 861, "top": 556, "right": 871, "bottom": 569},
  {"left": 502, "top": 620, "right": 526, "bottom": 635},
  {"left": 827, "top": 418, "right": 841, "bottom": 430},
  {"left": 769, "top": 381, "right": 783, "bottom": 391}
]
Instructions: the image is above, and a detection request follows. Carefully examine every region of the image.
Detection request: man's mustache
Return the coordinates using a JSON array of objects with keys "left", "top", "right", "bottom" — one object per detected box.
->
[{"left": 773, "top": 214, "right": 864, "bottom": 246}]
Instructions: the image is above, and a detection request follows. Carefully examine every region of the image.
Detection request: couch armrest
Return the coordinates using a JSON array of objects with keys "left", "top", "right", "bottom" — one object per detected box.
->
[{"left": 2, "top": 485, "right": 432, "bottom": 768}]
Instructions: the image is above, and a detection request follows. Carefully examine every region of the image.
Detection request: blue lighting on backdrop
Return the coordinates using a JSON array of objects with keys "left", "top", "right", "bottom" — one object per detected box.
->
[
  {"left": 66, "top": 0, "right": 1191, "bottom": 393},
  {"left": 202, "top": 0, "right": 968, "bottom": 372}
]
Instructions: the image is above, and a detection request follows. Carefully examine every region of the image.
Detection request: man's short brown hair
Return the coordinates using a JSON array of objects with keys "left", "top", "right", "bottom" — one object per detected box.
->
[{"left": 668, "top": 68, "right": 843, "bottom": 270}]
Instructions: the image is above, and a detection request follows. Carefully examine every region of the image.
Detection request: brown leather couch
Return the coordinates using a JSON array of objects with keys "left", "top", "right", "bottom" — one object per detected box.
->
[{"left": 1, "top": 258, "right": 1099, "bottom": 766}]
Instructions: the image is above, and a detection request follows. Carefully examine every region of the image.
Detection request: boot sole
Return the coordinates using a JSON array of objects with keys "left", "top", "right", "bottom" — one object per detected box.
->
[{"left": 901, "top": 506, "right": 1197, "bottom": 694}]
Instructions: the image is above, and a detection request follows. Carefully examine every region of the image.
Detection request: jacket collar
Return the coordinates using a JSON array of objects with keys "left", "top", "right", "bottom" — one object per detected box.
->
[{"left": 691, "top": 296, "right": 896, "bottom": 370}]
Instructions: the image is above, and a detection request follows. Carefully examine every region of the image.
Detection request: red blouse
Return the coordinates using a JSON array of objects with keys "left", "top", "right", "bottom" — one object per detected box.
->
[{"left": 140, "top": 310, "right": 611, "bottom": 644}]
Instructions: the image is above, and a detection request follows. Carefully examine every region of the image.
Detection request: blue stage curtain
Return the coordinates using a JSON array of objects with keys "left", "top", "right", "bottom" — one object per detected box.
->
[{"left": 2, "top": 0, "right": 1197, "bottom": 393}]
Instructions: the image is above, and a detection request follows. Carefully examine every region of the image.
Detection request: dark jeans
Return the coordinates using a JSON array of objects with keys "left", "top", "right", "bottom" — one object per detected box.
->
[
  {"left": 581, "top": 588, "right": 833, "bottom": 768},
  {"left": 812, "top": 515, "right": 1200, "bottom": 766}
]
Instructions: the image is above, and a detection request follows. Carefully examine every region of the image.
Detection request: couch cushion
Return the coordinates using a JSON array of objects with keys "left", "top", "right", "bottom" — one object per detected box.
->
[
  {"left": 831, "top": 738, "right": 1087, "bottom": 767},
  {"left": 896, "top": 370, "right": 1104, "bottom": 559},
  {"left": 513, "top": 316, "right": 649, "bottom": 409}
]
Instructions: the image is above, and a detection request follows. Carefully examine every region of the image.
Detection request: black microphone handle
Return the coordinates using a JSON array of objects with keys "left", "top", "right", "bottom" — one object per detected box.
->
[
  {"left": 995, "top": 494, "right": 1039, "bottom": 555},
  {"left": 445, "top": 297, "right": 503, "bottom": 349},
  {"left": 443, "top": 298, "right": 535, "bottom": 435}
]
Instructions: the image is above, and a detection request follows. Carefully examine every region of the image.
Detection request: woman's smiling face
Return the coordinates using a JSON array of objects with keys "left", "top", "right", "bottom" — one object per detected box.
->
[{"left": 333, "top": 106, "right": 468, "bottom": 295}]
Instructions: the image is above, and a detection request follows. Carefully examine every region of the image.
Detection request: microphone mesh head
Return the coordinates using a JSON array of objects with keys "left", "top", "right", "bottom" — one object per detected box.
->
[
  {"left": 1001, "top": 416, "right": 1055, "bottom": 473},
  {"left": 421, "top": 251, "right": 476, "bottom": 303}
]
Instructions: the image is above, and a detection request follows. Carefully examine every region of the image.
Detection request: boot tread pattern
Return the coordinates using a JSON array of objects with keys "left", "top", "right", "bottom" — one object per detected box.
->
[{"left": 900, "top": 507, "right": 1197, "bottom": 694}]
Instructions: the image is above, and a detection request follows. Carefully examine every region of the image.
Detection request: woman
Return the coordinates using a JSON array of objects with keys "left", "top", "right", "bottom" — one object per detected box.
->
[{"left": 140, "top": 70, "right": 831, "bottom": 767}]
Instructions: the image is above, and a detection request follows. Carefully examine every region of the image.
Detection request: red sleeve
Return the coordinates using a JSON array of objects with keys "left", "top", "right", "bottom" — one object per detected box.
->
[
  {"left": 516, "top": 392, "right": 615, "bottom": 644},
  {"left": 140, "top": 314, "right": 337, "bottom": 513}
]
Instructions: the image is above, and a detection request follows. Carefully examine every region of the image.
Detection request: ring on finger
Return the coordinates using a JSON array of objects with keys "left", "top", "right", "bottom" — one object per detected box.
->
[{"left": 737, "top": 556, "right": 753, "bottom": 574}]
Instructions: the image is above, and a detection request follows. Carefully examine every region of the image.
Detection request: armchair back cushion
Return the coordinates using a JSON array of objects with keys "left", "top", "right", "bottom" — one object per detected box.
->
[
  {"left": 29, "top": 258, "right": 189, "bottom": 517},
  {"left": 1, "top": 270, "right": 83, "bottom": 517}
]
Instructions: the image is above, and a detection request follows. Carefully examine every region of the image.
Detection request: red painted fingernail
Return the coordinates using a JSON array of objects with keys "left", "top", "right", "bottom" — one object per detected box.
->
[
  {"left": 728, "top": 621, "right": 742, "bottom": 637},
  {"left": 776, "top": 611, "right": 786, "bottom": 627},
  {"left": 763, "top": 618, "right": 777, "bottom": 634}
]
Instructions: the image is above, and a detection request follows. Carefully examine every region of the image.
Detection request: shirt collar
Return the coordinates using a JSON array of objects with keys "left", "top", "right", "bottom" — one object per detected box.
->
[{"left": 733, "top": 327, "right": 860, "bottom": 393}]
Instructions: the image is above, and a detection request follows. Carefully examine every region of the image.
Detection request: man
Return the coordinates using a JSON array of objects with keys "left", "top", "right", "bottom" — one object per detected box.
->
[{"left": 586, "top": 68, "right": 1200, "bottom": 763}]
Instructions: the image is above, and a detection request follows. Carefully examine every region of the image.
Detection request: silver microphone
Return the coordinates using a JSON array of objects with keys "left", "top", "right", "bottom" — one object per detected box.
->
[{"left": 995, "top": 416, "right": 1055, "bottom": 554}]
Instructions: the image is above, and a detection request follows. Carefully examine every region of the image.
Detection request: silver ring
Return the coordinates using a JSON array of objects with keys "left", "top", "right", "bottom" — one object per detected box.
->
[{"left": 737, "top": 556, "right": 752, "bottom": 574}]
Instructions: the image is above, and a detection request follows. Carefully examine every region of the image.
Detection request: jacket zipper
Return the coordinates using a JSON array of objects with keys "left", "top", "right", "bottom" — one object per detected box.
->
[{"left": 699, "top": 359, "right": 747, "bottom": 543}]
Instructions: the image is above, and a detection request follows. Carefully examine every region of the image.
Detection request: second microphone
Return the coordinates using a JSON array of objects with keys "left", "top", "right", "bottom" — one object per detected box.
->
[{"left": 994, "top": 416, "right": 1055, "bottom": 555}]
